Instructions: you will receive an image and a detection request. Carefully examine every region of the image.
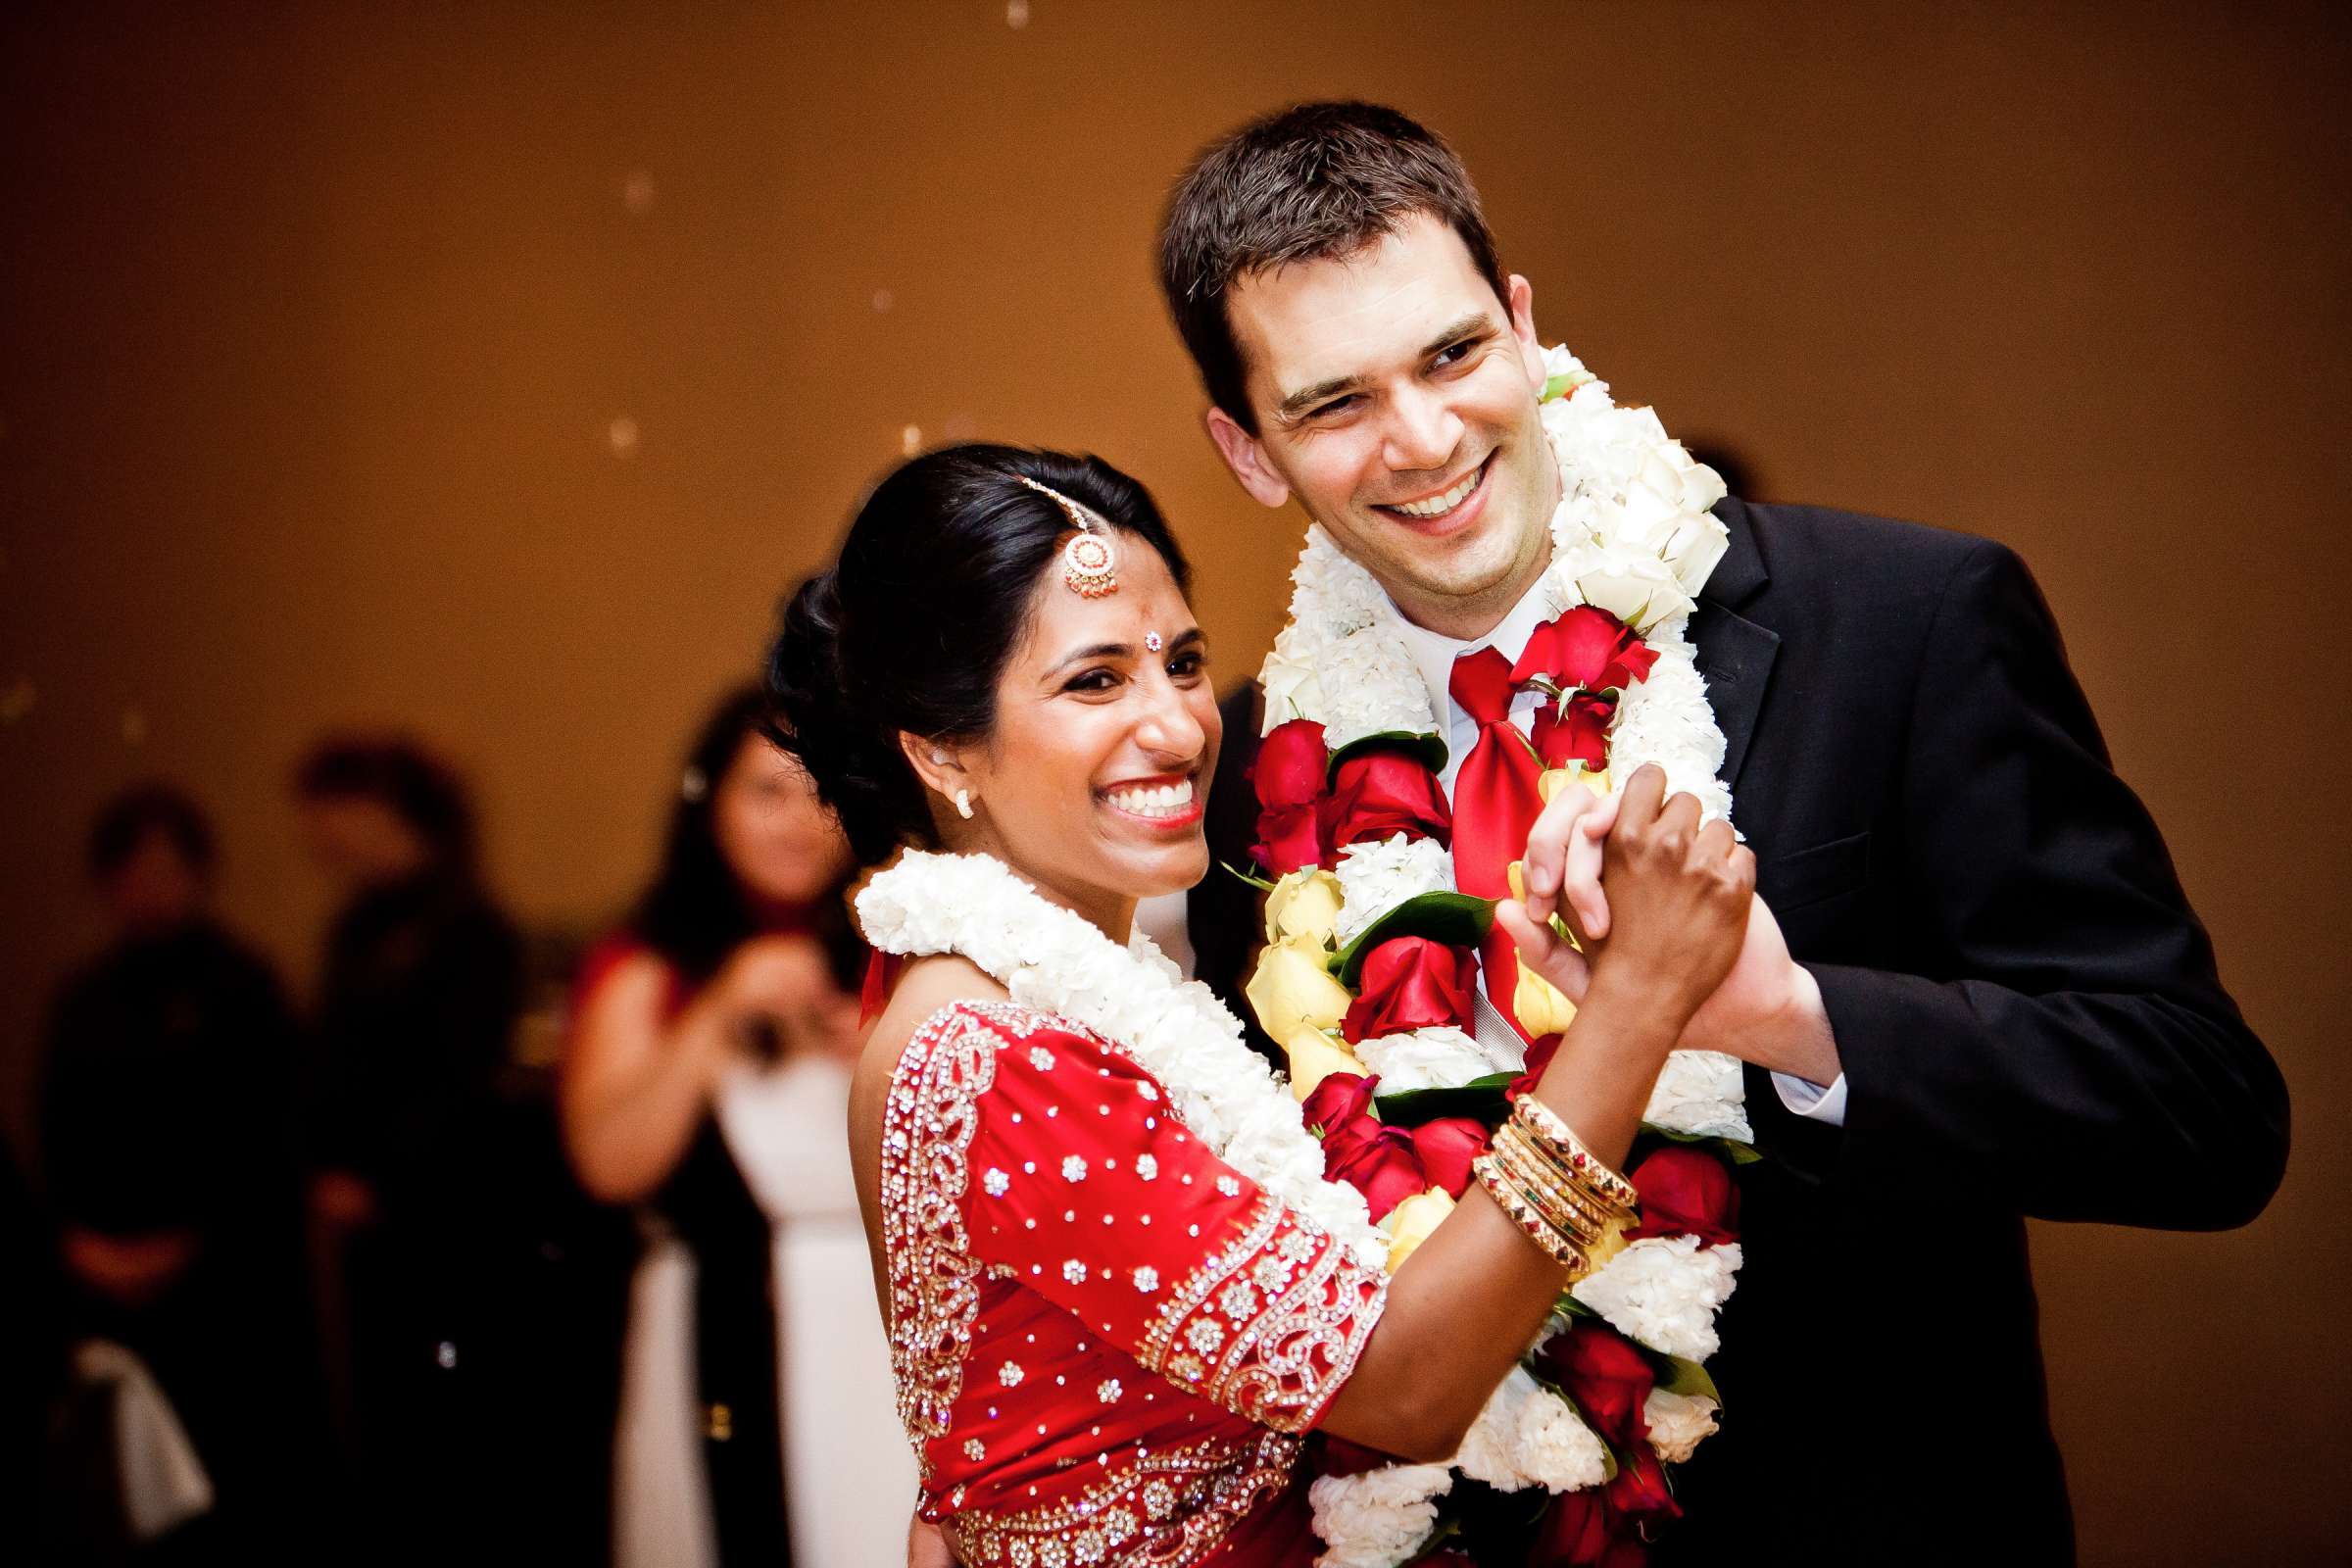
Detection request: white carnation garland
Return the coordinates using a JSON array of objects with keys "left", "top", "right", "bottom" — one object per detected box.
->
[{"left": 858, "top": 847, "right": 1730, "bottom": 1565}]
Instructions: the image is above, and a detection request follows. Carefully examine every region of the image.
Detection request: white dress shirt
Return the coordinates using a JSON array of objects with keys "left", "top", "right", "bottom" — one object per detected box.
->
[{"left": 1392, "top": 578, "right": 1848, "bottom": 1125}]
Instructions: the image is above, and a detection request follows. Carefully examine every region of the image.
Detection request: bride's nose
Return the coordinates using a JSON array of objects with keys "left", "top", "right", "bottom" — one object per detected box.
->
[{"left": 1133, "top": 676, "right": 1205, "bottom": 763}]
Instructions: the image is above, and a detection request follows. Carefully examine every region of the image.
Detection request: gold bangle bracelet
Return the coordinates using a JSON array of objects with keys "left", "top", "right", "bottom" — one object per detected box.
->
[
  {"left": 1493, "top": 1122, "right": 1634, "bottom": 1237},
  {"left": 1471, "top": 1153, "right": 1591, "bottom": 1275},
  {"left": 1487, "top": 1125, "right": 1613, "bottom": 1247},
  {"left": 1512, "top": 1096, "right": 1640, "bottom": 1212}
]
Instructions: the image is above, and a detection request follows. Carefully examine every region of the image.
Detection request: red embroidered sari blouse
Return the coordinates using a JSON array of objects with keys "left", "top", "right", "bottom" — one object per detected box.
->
[{"left": 882, "top": 1001, "right": 1390, "bottom": 1567}]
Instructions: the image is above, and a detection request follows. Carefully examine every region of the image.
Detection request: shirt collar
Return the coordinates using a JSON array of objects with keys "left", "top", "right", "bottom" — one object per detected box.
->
[{"left": 1393, "top": 570, "right": 1560, "bottom": 723}]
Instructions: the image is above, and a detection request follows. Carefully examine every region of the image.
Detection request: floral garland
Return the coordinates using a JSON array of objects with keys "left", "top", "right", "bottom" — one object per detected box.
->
[{"left": 1245, "top": 348, "right": 1753, "bottom": 1564}]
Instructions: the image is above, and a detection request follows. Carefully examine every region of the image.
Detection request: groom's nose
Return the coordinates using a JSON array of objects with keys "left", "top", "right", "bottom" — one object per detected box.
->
[{"left": 1382, "top": 384, "right": 1464, "bottom": 474}]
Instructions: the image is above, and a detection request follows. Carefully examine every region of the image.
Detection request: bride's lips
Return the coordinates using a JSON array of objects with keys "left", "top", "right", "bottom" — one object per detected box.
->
[
  {"left": 1370, "top": 451, "right": 1494, "bottom": 539},
  {"left": 1098, "top": 771, "right": 1204, "bottom": 831}
]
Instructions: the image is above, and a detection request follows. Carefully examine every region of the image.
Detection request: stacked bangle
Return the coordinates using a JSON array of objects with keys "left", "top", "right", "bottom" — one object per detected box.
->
[
  {"left": 1512, "top": 1096, "right": 1641, "bottom": 1213},
  {"left": 1489, "top": 1122, "right": 1618, "bottom": 1247},
  {"left": 1471, "top": 1152, "right": 1592, "bottom": 1275}
]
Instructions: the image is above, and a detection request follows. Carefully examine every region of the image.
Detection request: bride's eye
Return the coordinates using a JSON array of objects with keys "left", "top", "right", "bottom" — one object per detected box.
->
[
  {"left": 1062, "top": 667, "right": 1121, "bottom": 695},
  {"left": 1166, "top": 649, "right": 1207, "bottom": 682}
]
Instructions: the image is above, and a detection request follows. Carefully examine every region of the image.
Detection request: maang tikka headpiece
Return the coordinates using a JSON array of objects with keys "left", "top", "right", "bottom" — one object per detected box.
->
[{"left": 1017, "top": 474, "right": 1119, "bottom": 599}]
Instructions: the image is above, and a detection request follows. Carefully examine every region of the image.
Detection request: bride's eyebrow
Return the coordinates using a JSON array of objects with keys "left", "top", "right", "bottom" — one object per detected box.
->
[{"left": 1042, "top": 642, "right": 1132, "bottom": 678}]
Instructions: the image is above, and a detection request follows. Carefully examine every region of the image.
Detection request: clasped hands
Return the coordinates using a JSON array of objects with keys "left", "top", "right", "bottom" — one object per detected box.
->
[{"left": 1492, "top": 764, "right": 1838, "bottom": 1085}]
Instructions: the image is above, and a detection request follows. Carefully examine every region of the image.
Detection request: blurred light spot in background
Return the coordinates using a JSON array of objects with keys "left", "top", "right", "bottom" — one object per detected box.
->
[
  {"left": 1006, "top": 1, "right": 1030, "bottom": 30},
  {"left": 609, "top": 416, "right": 641, "bottom": 458},
  {"left": 943, "top": 414, "right": 978, "bottom": 439},
  {"left": 1, "top": 677, "right": 35, "bottom": 724},
  {"left": 122, "top": 709, "right": 148, "bottom": 746},
  {"left": 620, "top": 171, "right": 655, "bottom": 214},
  {"left": 900, "top": 424, "right": 922, "bottom": 456},
  {"left": 872, "top": 287, "right": 895, "bottom": 314}
]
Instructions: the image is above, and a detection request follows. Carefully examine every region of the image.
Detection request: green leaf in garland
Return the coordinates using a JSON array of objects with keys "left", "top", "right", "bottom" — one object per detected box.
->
[
  {"left": 1221, "top": 859, "right": 1277, "bottom": 894},
  {"left": 1373, "top": 1072, "right": 1517, "bottom": 1126},
  {"left": 1639, "top": 1123, "right": 1764, "bottom": 1165},
  {"left": 1334, "top": 891, "right": 1496, "bottom": 987},
  {"left": 1651, "top": 1354, "right": 1721, "bottom": 1405},
  {"left": 1326, "top": 729, "right": 1448, "bottom": 780}
]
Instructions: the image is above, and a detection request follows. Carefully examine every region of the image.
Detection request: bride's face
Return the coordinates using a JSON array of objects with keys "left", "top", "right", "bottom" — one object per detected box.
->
[{"left": 954, "top": 540, "right": 1220, "bottom": 928}]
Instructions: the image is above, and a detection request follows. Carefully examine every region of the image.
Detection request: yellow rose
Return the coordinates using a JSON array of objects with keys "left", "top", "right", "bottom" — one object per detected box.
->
[
  {"left": 1264, "top": 868, "right": 1345, "bottom": 947},
  {"left": 1538, "top": 765, "right": 1611, "bottom": 804},
  {"left": 1282, "top": 1025, "right": 1366, "bottom": 1102},
  {"left": 1585, "top": 1220, "right": 1631, "bottom": 1271},
  {"left": 1245, "top": 933, "right": 1353, "bottom": 1041},
  {"left": 1513, "top": 959, "right": 1578, "bottom": 1038},
  {"left": 1383, "top": 1187, "right": 1455, "bottom": 1273}
]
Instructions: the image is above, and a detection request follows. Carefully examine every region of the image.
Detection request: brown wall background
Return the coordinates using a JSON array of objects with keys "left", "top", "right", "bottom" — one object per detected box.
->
[{"left": 3, "top": 2, "right": 2346, "bottom": 1559}]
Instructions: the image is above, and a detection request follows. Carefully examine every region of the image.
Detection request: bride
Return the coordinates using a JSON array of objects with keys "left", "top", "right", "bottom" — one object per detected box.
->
[{"left": 768, "top": 444, "right": 1752, "bottom": 1566}]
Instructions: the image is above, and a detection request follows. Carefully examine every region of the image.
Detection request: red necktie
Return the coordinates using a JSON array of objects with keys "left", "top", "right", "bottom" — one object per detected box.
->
[{"left": 1448, "top": 646, "right": 1544, "bottom": 1042}]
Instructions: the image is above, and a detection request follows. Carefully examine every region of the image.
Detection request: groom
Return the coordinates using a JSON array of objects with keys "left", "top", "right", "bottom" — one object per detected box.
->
[{"left": 1159, "top": 102, "right": 2287, "bottom": 1564}]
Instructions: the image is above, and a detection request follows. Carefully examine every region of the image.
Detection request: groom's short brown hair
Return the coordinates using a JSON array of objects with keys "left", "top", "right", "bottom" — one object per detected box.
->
[{"left": 1156, "top": 102, "right": 1508, "bottom": 435}]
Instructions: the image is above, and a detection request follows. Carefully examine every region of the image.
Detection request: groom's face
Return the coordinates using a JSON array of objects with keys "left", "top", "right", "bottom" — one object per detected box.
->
[{"left": 1208, "top": 214, "right": 1556, "bottom": 638}]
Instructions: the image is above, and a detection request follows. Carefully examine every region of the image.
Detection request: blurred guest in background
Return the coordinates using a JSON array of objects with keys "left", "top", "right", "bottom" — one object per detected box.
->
[
  {"left": 35, "top": 784, "right": 320, "bottom": 1557},
  {"left": 562, "top": 685, "right": 912, "bottom": 1566},
  {"left": 292, "top": 737, "right": 524, "bottom": 1555}
]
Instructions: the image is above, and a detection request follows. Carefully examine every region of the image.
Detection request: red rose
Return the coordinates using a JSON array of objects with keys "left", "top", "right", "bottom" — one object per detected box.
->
[
  {"left": 1536, "top": 1489, "right": 1646, "bottom": 1568},
  {"left": 1539, "top": 1322, "right": 1655, "bottom": 1447},
  {"left": 1407, "top": 1116, "right": 1488, "bottom": 1199},
  {"left": 1324, "top": 1122, "right": 1428, "bottom": 1222},
  {"left": 1253, "top": 718, "right": 1330, "bottom": 808},
  {"left": 1626, "top": 1145, "right": 1741, "bottom": 1246},
  {"left": 1300, "top": 1071, "right": 1379, "bottom": 1142},
  {"left": 1342, "top": 937, "right": 1479, "bottom": 1044},
  {"left": 1507, "top": 1033, "right": 1564, "bottom": 1102},
  {"left": 1529, "top": 692, "right": 1617, "bottom": 771},
  {"left": 1607, "top": 1444, "right": 1680, "bottom": 1523},
  {"left": 1325, "top": 748, "right": 1451, "bottom": 849},
  {"left": 1252, "top": 802, "right": 1330, "bottom": 875},
  {"left": 1512, "top": 606, "right": 1658, "bottom": 695}
]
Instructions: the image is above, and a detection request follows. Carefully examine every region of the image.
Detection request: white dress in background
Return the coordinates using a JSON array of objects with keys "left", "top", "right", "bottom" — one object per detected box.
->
[{"left": 613, "top": 1053, "right": 913, "bottom": 1567}]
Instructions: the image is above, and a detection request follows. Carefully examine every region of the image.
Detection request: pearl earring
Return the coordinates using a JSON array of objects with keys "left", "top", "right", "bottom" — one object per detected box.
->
[{"left": 955, "top": 789, "right": 974, "bottom": 820}]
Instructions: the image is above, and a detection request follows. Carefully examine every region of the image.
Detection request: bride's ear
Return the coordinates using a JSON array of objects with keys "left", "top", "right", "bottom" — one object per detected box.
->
[
  {"left": 899, "top": 731, "right": 974, "bottom": 818},
  {"left": 1204, "top": 407, "right": 1291, "bottom": 510}
]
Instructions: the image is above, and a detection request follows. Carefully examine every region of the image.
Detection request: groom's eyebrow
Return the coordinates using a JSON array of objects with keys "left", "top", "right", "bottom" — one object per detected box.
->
[{"left": 1272, "top": 312, "right": 1497, "bottom": 423}]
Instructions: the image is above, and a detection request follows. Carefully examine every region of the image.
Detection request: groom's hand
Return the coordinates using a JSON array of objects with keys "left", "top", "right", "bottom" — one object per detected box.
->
[
  {"left": 1494, "top": 775, "right": 1616, "bottom": 1003},
  {"left": 1679, "top": 893, "right": 1840, "bottom": 1085}
]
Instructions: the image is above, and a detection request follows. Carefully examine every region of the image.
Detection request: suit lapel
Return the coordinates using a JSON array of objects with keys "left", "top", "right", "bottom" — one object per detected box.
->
[{"left": 1690, "top": 500, "right": 1779, "bottom": 791}]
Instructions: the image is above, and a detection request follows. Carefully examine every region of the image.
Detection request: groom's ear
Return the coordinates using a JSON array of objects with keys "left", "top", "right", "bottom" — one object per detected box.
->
[
  {"left": 1506, "top": 273, "right": 1546, "bottom": 393},
  {"left": 1203, "top": 407, "right": 1292, "bottom": 510}
]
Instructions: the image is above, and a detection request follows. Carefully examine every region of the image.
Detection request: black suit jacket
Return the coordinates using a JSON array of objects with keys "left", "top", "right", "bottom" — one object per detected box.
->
[{"left": 1192, "top": 498, "right": 2288, "bottom": 1565}]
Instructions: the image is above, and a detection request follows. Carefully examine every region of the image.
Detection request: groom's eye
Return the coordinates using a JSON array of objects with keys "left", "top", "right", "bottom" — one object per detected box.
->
[{"left": 1308, "top": 394, "right": 1360, "bottom": 420}]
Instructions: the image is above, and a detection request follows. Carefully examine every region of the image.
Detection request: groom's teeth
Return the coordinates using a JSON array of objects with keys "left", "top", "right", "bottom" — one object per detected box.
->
[
  {"left": 1391, "top": 465, "right": 1482, "bottom": 518},
  {"left": 1106, "top": 778, "right": 1195, "bottom": 817}
]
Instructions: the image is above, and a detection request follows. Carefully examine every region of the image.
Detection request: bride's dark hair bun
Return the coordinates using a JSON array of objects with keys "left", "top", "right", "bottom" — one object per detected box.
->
[{"left": 766, "top": 444, "right": 1190, "bottom": 865}]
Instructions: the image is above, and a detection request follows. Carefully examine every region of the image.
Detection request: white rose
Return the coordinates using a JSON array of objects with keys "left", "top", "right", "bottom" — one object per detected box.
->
[
  {"left": 1642, "top": 1388, "right": 1721, "bottom": 1464},
  {"left": 1259, "top": 637, "right": 1327, "bottom": 730},
  {"left": 1569, "top": 545, "right": 1693, "bottom": 632},
  {"left": 1570, "top": 1236, "right": 1741, "bottom": 1361},
  {"left": 1333, "top": 835, "right": 1453, "bottom": 946}
]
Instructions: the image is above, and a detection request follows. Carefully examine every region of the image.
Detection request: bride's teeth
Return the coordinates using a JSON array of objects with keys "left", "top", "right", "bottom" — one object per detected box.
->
[{"left": 1107, "top": 779, "right": 1194, "bottom": 816}]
